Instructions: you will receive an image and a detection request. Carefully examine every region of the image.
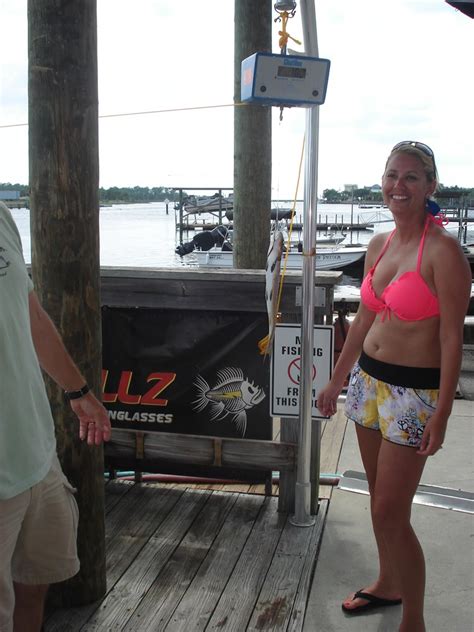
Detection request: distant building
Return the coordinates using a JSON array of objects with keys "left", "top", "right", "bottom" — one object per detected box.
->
[
  {"left": 343, "top": 184, "right": 357, "bottom": 192},
  {"left": 0, "top": 190, "right": 20, "bottom": 200},
  {"left": 370, "top": 184, "right": 382, "bottom": 194}
]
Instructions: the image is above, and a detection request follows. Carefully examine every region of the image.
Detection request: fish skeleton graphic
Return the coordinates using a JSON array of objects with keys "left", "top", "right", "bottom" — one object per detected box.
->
[{"left": 192, "top": 367, "right": 265, "bottom": 436}]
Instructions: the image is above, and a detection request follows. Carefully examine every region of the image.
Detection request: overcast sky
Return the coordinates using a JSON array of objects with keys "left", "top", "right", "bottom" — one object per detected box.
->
[{"left": 1, "top": 0, "right": 473, "bottom": 198}]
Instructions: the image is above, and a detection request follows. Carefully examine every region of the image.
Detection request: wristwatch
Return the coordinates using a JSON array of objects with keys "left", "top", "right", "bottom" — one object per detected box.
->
[{"left": 64, "top": 384, "right": 90, "bottom": 400}]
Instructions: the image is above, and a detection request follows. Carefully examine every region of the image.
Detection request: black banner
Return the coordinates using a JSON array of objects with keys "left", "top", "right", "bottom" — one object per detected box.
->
[{"left": 101, "top": 307, "right": 272, "bottom": 441}]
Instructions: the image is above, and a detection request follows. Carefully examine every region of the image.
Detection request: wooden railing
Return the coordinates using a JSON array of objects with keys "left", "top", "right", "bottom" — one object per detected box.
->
[{"left": 100, "top": 266, "right": 342, "bottom": 512}]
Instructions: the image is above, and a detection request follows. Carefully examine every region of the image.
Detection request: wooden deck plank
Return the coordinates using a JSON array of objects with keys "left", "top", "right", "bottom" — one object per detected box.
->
[
  {"left": 103, "top": 480, "right": 162, "bottom": 535},
  {"left": 81, "top": 489, "right": 212, "bottom": 631},
  {"left": 246, "top": 513, "right": 316, "bottom": 631},
  {"left": 286, "top": 500, "right": 328, "bottom": 632},
  {"left": 319, "top": 419, "right": 328, "bottom": 439},
  {"left": 122, "top": 491, "right": 239, "bottom": 631},
  {"left": 108, "top": 430, "right": 296, "bottom": 472},
  {"left": 163, "top": 494, "right": 265, "bottom": 631},
  {"left": 45, "top": 484, "right": 186, "bottom": 632},
  {"left": 206, "top": 496, "right": 286, "bottom": 631},
  {"left": 220, "top": 481, "right": 255, "bottom": 493},
  {"left": 44, "top": 411, "right": 347, "bottom": 632},
  {"left": 319, "top": 407, "right": 347, "bottom": 478},
  {"left": 104, "top": 477, "right": 134, "bottom": 513},
  {"left": 273, "top": 417, "right": 281, "bottom": 442},
  {"left": 106, "top": 410, "right": 344, "bottom": 502},
  {"left": 104, "top": 481, "right": 171, "bottom": 541},
  {"left": 318, "top": 483, "right": 332, "bottom": 500},
  {"left": 105, "top": 486, "right": 188, "bottom": 586},
  {"left": 316, "top": 409, "right": 347, "bottom": 500},
  {"left": 247, "top": 482, "right": 279, "bottom": 496},
  {"left": 182, "top": 482, "right": 225, "bottom": 491}
]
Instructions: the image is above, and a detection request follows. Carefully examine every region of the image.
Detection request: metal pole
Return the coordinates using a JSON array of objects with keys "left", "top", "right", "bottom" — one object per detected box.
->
[
  {"left": 179, "top": 189, "right": 183, "bottom": 243},
  {"left": 290, "top": 0, "right": 320, "bottom": 527},
  {"left": 350, "top": 187, "right": 354, "bottom": 245},
  {"left": 218, "top": 188, "right": 222, "bottom": 226}
]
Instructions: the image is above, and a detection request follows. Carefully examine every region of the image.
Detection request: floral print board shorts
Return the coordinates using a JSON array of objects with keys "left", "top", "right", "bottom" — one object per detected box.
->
[{"left": 344, "top": 352, "right": 440, "bottom": 448}]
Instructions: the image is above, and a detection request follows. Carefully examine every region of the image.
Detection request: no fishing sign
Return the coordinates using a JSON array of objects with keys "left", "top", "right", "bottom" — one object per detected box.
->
[{"left": 270, "top": 323, "right": 334, "bottom": 419}]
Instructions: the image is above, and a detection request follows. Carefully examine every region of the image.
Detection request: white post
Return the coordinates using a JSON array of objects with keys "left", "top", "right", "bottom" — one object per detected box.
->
[{"left": 290, "top": 0, "right": 321, "bottom": 527}]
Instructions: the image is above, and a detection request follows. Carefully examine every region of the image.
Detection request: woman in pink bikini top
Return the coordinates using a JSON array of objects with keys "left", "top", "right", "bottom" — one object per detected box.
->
[
  {"left": 360, "top": 213, "right": 440, "bottom": 322},
  {"left": 317, "top": 141, "right": 471, "bottom": 631}
]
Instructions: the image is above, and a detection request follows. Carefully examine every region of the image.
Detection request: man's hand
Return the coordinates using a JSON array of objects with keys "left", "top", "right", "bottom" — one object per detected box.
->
[{"left": 71, "top": 392, "right": 112, "bottom": 445}]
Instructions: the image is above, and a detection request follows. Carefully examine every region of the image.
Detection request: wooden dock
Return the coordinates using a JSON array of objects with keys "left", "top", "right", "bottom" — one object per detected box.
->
[
  {"left": 177, "top": 221, "right": 374, "bottom": 232},
  {"left": 44, "top": 412, "right": 347, "bottom": 632}
]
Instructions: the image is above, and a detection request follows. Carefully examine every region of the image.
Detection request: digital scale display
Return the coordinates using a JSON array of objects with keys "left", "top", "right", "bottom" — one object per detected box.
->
[
  {"left": 277, "top": 65, "right": 306, "bottom": 79},
  {"left": 241, "top": 52, "right": 331, "bottom": 107}
]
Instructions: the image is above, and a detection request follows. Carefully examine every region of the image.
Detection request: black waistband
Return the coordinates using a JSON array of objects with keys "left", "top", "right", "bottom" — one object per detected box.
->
[{"left": 359, "top": 351, "right": 440, "bottom": 389}]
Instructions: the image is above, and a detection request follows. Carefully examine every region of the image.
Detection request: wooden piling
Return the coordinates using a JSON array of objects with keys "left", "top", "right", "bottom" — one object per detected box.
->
[
  {"left": 233, "top": 0, "right": 272, "bottom": 269},
  {"left": 28, "top": 0, "right": 106, "bottom": 606}
]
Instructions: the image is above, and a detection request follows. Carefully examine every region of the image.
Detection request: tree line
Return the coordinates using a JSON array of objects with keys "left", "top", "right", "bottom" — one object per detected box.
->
[
  {"left": 322, "top": 184, "right": 474, "bottom": 204},
  {"left": 1, "top": 182, "right": 473, "bottom": 205},
  {"left": 99, "top": 186, "right": 180, "bottom": 203},
  {"left": 0, "top": 183, "right": 181, "bottom": 203}
]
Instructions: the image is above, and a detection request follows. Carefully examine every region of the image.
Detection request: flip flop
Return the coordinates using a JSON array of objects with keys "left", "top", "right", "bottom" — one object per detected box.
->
[{"left": 342, "top": 589, "right": 402, "bottom": 615}]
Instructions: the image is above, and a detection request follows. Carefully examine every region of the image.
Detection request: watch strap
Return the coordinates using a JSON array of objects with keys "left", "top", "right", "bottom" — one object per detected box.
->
[{"left": 65, "top": 384, "right": 90, "bottom": 400}]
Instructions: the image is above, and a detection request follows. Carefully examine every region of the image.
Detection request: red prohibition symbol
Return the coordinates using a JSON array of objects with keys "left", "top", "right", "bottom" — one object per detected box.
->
[{"left": 288, "top": 357, "right": 317, "bottom": 385}]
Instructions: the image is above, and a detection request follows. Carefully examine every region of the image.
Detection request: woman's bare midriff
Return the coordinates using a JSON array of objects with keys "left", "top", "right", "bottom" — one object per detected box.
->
[{"left": 363, "top": 315, "right": 441, "bottom": 368}]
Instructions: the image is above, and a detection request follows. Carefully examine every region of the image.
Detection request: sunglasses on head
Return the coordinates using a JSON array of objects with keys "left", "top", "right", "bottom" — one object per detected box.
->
[{"left": 391, "top": 141, "right": 437, "bottom": 176}]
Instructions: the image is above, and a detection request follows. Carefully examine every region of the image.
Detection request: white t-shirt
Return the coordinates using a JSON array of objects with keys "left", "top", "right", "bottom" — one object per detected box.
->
[{"left": 0, "top": 201, "right": 56, "bottom": 499}]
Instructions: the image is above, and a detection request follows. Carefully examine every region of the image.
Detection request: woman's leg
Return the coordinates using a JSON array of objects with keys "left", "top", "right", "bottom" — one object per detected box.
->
[
  {"left": 372, "top": 440, "right": 428, "bottom": 631},
  {"left": 343, "top": 424, "right": 402, "bottom": 610}
]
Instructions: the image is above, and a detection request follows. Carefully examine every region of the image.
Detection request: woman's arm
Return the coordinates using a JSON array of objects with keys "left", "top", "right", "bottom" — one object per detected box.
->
[
  {"left": 330, "top": 304, "right": 376, "bottom": 389},
  {"left": 317, "top": 234, "right": 383, "bottom": 416},
  {"left": 317, "top": 303, "right": 376, "bottom": 417},
  {"left": 418, "top": 235, "right": 471, "bottom": 455}
]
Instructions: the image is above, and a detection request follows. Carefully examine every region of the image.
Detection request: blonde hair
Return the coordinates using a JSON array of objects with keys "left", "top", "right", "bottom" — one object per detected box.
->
[{"left": 385, "top": 146, "right": 438, "bottom": 185}]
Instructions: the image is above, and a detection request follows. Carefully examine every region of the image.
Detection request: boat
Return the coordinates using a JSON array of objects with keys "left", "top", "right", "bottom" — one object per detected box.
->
[
  {"left": 225, "top": 208, "right": 293, "bottom": 221},
  {"left": 445, "top": 1, "right": 474, "bottom": 18},
  {"left": 175, "top": 225, "right": 350, "bottom": 261},
  {"left": 177, "top": 193, "right": 234, "bottom": 216},
  {"left": 461, "top": 244, "right": 474, "bottom": 273},
  {"left": 192, "top": 244, "right": 366, "bottom": 270},
  {"left": 312, "top": 232, "right": 347, "bottom": 245}
]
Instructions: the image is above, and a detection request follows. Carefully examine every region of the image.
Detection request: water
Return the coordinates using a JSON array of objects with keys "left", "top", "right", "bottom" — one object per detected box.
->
[
  {"left": 12, "top": 202, "right": 189, "bottom": 269},
  {"left": 10, "top": 202, "right": 473, "bottom": 296}
]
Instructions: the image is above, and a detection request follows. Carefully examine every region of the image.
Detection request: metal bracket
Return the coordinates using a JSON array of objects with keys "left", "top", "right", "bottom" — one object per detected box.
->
[
  {"left": 295, "top": 285, "right": 326, "bottom": 307},
  {"left": 338, "top": 470, "right": 474, "bottom": 514}
]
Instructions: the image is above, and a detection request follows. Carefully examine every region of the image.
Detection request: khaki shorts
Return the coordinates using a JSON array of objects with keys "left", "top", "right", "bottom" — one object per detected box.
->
[{"left": 0, "top": 456, "right": 79, "bottom": 630}]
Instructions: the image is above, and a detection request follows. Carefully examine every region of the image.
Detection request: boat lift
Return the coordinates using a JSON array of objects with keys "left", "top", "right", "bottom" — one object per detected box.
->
[{"left": 241, "top": 0, "right": 330, "bottom": 526}]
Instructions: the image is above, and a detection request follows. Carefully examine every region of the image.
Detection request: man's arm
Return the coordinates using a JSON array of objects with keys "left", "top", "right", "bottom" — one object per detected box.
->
[{"left": 28, "top": 291, "right": 111, "bottom": 445}]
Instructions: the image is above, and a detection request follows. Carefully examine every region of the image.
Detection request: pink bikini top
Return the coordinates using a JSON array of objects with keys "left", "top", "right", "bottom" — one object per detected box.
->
[{"left": 360, "top": 216, "right": 440, "bottom": 321}]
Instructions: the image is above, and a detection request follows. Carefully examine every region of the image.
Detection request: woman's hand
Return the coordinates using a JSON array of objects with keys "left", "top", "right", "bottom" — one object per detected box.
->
[
  {"left": 317, "top": 382, "right": 343, "bottom": 417},
  {"left": 417, "top": 415, "right": 447, "bottom": 456}
]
